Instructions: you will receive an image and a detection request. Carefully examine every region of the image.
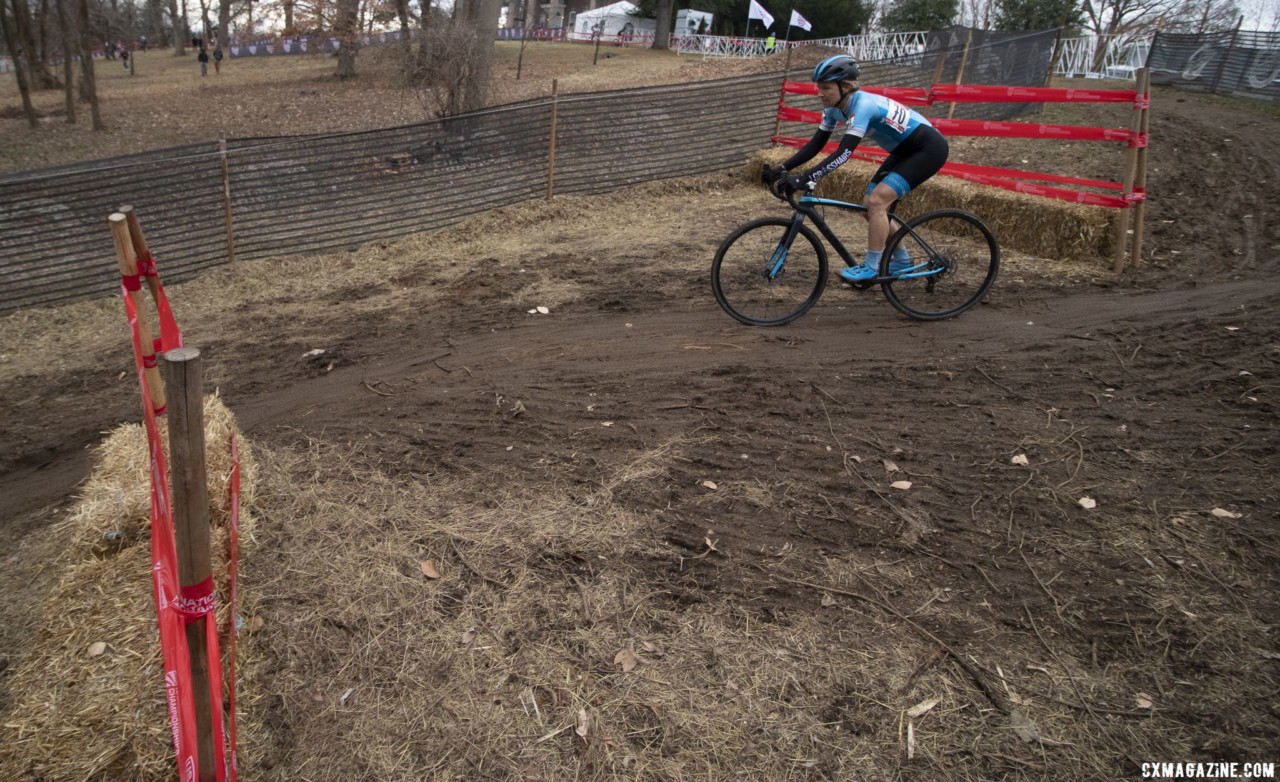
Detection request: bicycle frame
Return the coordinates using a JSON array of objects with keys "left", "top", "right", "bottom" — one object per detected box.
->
[{"left": 775, "top": 194, "right": 941, "bottom": 283}]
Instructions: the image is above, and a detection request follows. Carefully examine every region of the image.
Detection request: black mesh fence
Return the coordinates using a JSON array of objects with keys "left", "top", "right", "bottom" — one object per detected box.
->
[
  {"left": 0, "top": 51, "right": 1045, "bottom": 314},
  {"left": 1147, "top": 29, "right": 1280, "bottom": 102}
]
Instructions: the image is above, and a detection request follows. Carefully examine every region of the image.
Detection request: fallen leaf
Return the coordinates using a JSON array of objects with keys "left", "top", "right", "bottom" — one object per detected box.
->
[
  {"left": 821, "top": 592, "right": 836, "bottom": 607},
  {"left": 419, "top": 560, "right": 441, "bottom": 579},
  {"left": 576, "top": 708, "right": 589, "bottom": 738},
  {"left": 303, "top": 348, "right": 325, "bottom": 357},
  {"left": 882, "top": 458, "right": 900, "bottom": 473},
  {"left": 702, "top": 480, "right": 718, "bottom": 490},
  {"left": 339, "top": 687, "right": 354, "bottom": 707},
  {"left": 601, "top": 421, "right": 614, "bottom": 427},
  {"left": 907, "top": 697, "right": 940, "bottom": 718},
  {"left": 641, "top": 641, "right": 665, "bottom": 657},
  {"left": 1011, "top": 453, "right": 1030, "bottom": 466},
  {"left": 536, "top": 306, "right": 550, "bottom": 315},
  {"left": 1010, "top": 709, "right": 1039, "bottom": 742},
  {"left": 461, "top": 626, "right": 478, "bottom": 645},
  {"left": 554, "top": 687, "right": 573, "bottom": 706},
  {"left": 614, "top": 648, "right": 639, "bottom": 672},
  {"left": 1078, "top": 497, "right": 1097, "bottom": 509},
  {"left": 247, "top": 616, "right": 266, "bottom": 633},
  {"left": 1211, "top": 507, "right": 1242, "bottom": 519},
  {"left": 87, "top": 641, "right": 107, "bottom": 657},
  {"left": 1135, "top": 692, "right": 1154, "bottom": 710},
  {"left": 907, "top": 720, "right": 916, "bottom": 759},
  {"left": 890, "top": 480, "right": 912, "bottom": 490}
]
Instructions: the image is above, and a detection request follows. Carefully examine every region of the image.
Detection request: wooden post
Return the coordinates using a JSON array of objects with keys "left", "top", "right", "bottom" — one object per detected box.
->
[
  {"left": 1129, "top": 68, "right": 1151, "bottom": 267},
  {"left": 119, "top": 205, "right": 162, "bottom": 302},
  {"left": 1112, "top": 69, "right": 1146, "bottom": 274},
  {"left": 1045, "top": 26, "right": 1065, "bottom": 87},
  {"left": 771, "top": 46, "right": 794, "bottom": 143},
  {"left": 162, "top": 346, "right": 217, "bottom": 782},
  {"left": 1209, "top": 16, "right": 1243, "bottom": 95},
  {"left": 947, "top": 29, "right": 973, "bottom": 120},
  {"left": 109, "top": 213, "right": 166, "bottom": 415},
  {"left": 218, "top": 140, "right": 237, "bottom": 263},
  {"left": 546, "top": 79, "right": 558, "bottom": 201}
]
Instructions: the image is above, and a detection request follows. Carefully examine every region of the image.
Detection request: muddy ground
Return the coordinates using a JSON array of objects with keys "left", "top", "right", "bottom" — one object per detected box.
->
[{"left": 1, "top": 86, "right": 1279, "bottom": 779}]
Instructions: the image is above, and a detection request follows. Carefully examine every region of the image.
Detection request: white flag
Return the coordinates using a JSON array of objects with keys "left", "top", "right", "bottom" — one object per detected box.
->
[
  {"left": 789, "top": 9, "right": 812, "bottom": 31},
  {"left": 748, "top": 0, "right": 775, "bottom": 29}
]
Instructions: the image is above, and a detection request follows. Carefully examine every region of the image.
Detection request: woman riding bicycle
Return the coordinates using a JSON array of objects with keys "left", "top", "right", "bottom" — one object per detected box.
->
[{"left": 763, "top": 54, "right": 950, "bottom": 283}]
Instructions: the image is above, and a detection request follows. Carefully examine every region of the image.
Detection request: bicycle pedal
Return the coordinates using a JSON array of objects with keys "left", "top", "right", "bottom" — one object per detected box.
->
[{"left": 843, "top": 280, "right": 875, "bottom": 291}]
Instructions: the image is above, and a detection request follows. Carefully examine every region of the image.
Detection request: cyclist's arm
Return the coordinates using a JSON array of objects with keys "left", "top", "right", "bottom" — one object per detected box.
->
[
  {"left": 802, "top": 132, "right": 862, "bottom": 185},
  {"left": 781, "top": 128, "right": 832, "bottom": 171}
]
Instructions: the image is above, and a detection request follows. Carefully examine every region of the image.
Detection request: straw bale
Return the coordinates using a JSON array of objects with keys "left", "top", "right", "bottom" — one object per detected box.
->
[
  {"left": 1, "top": 395, "right": 257, "bottom": 782},
  {"left": 748, "top": 148, "right": 1118, "bottom": 263}
]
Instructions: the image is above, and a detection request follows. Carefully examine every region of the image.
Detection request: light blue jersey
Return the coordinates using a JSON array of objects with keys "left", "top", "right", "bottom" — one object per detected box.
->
[{"left": 820, "top": 91, "right": 933, "bottom": 152}]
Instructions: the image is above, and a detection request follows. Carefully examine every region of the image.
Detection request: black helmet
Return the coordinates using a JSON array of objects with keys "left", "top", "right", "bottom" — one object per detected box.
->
[{"left": 812, "top": 54, "right": 861, "bottom": 83}]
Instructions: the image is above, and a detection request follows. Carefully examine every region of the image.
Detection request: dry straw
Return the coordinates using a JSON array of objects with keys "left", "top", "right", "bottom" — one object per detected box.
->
[{"left": 1, "top": 395, "right": 256, "bottom": 781}]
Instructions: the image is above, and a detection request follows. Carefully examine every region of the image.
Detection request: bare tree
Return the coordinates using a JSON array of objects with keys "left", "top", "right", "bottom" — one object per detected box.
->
[
  {"left": 0, "top": 0, "right": 40, "bottom": 127},
  {"left": 651, "top": 0, "right": 672, "bottom": 49},
  {"left": 76, "top": 0, "right": 102, "bottom": 128},
  {"left": 10, "top": 0, "right": 57, "bottom": 87},
  {"left": 451, "top": 0, "right": 499, "bottom": 112},
  {"left": 333, "top": 0, "right": 357, "bottom": 77},
  {"left": 54, "top": 0, "right": 75, "bottom": 122}
]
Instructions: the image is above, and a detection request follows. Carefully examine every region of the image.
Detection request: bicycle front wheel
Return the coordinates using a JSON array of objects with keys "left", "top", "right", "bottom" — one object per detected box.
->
[
  {"left": 711, "top": 218, "right": 828, "bottom": 327},
  {"left": 881, "top": 209, "right": 1000, "bottom": 321}
]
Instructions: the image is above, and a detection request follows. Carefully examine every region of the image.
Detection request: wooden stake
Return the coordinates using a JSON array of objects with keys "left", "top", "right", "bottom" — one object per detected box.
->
[
  {"left": 1130, "top": 68, "right": 1151, "bottom": 267},
  {"left": 119, "top": 205, "right": 161, "bottom": 302},
  {"left": 109, "top": 213, "right": 166, "bottom": 415},
  {"left": 547, "top": 79, "right": 558, "bottom": 202},
  {"left": 219, "top": 140, "right": 237, "bottom": 263},
  {"left": 947, "top": 29, "right": 973, "bottom": 121},
  {"left": 771, "top": 46, "right": 794, "bottom": 142},
  {"left": 162, "top": 346, "right": 217, "bottom": 782},
  {"left": 1112, "top": 76, "right": 1144, "bottom": 273}
]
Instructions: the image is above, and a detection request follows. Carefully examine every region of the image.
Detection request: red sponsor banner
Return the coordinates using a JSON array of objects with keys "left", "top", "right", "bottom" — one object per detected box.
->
[{"left": 930, "top": 84, "right": 1138, "bottom": 103}]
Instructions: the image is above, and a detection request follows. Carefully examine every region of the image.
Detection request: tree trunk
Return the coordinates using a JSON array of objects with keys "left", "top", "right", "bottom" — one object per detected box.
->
[
  {"left": 394, "top": 0, "right": 409, "bottom": 55},
  {"left": 419, "top": 0, "right": 430, "bottom": 29},
  {"left": 55, "top": 0, "right": 75, "bottom": 122},
  {"left": 76, "top": 0, "right": 103, "bottom": 128},
  {"left": 455, "top": 0, "right": 498, "bottom": 111},
  {"left": 333, "top": 0, "right": 358, "bottom": 78},
  {"left": 0, "top": 0, "right": 40, "bottom": 127},
  {"left": 282, "top": 0, "right": 292, "bottom": 32},
  {"left": 12, "top": 0, "right": 57, "bottom": 87},
  {"left": 216, "top": 0, "right": 226, "bottom": 45},
  {"left": 169, "top": 0, "right": 184, "bottom": 53},
  {"left": 651, "top": 0, "right": 672, "bottom": 49}
]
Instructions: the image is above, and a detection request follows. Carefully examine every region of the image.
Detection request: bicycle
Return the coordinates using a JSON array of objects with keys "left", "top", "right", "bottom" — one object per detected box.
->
[{"left": 711, "top": 180, "right": 1000, "bottom": 326}]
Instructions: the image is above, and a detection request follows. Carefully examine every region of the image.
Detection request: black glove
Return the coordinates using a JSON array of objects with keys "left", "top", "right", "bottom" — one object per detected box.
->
[
  {"left": 761, "top": 164, "right": 786, "bottom": 185},
  {"left": 780, "top": 173, "right": 815, "bottom": 195}
]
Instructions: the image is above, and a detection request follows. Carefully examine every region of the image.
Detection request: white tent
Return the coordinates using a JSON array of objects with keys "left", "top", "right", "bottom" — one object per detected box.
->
[
  {"left": 674, "top": 9, "right": 713, "bottom": 35},
  {"left": 573, "top": 1, "right": 655, "bottom": 38}
]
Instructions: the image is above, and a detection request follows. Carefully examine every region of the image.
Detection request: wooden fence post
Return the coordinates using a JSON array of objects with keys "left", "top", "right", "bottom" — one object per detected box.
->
[
  {"left": 1045, "top": 26, "right": 1064, "bottom": 86},
  {"left": 771, "top": 46, "right": 794, "bottom": 143},
  {"left": 547, "top": 79, "right": 558, "bottom": 202},
  {"left": 1112, "top": 68, "right": 1146, "bottom": 273},
  {"left": 162, "top": 346, "right": 217, "bottom": 782},
  {"left": 109, "top": 213, "right": 166, "bottom": 415},
  {"left": 219, "top": 140, "right": 237, "bottom": 263},
  {"left": 1129, "top": 68, "right": 1151, "bottom": 267},
  {"left": 947, "top": 29, "right": 973, "bottom": 120},
  {"left": 119, "top": 205, "right": 161, "bottom": 302}
]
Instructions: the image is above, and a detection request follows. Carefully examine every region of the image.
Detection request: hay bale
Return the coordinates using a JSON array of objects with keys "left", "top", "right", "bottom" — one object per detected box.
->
[
  {"left": 747, "top": 149, "right": 1118, "bottom": 263},
  {"left": 0, "top": 395, "right": 256, "bottom": 781}
]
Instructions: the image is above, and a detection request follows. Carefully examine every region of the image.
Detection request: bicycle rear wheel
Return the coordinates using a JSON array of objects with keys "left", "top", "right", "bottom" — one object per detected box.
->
[
  {"left": 881, "top": 209, "right": 999, "bottom": 321},
  {"left": 712, "top": 218, "right": 828, "bottom": 327}
]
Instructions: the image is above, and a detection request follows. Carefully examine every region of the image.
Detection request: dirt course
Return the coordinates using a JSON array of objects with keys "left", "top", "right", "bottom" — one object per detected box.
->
[{"left": 2, "top": 85, "right": 1279, "bottom": 779}]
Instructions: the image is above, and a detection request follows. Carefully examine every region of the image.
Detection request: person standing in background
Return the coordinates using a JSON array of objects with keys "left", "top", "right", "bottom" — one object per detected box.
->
[
  {"left": 212, "top": 46, "right": 223, "bottom": 74},
  {"left": 198, "top": 46, "right": 209, "bottom": 76}
]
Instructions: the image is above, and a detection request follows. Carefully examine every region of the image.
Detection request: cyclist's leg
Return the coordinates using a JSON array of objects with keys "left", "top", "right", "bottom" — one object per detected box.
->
[{"left": 873, "top": 129, "right": 949, "bottom": 266}]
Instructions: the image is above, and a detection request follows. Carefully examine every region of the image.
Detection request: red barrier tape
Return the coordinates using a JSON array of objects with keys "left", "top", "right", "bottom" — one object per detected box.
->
[
  {"left": 931, "top": 118, "right": 1134, "bottom": 143},
  {"left": 782, "top": 81, "right": 1139, "bottom": 105},
  {"left": 227, "top": 434, "right": 241, "bottom": 780},
  {"left": 773, "top": 134, "right": 1132, "bottom": 209},
  {"left": 122, "top": 253, "right": 231, "bottom": 781}
]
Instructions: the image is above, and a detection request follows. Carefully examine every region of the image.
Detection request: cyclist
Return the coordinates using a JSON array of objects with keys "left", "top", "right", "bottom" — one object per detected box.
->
[{"left": 763, "top": 54, "right": 949, "bottom": 283}]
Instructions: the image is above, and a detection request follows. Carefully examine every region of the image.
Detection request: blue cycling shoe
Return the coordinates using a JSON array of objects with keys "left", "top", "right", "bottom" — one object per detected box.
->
[
  {"left": 840, "top": 255, "right": 914, "bottom": 283},
  {"left": 840, "top": 262, "right": 879, "bottom": 283}
]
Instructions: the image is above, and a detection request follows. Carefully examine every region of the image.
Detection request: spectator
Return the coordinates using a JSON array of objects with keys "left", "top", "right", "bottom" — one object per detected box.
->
[
  {"left": 198, "top": 47, "right": 209, "bottom": 76},
  {"left": 212, "top": 45, "right": 223, "bottom": 74},
  {"left": 765, "top": 33, "right": 776, "bottom": 53},
  {"left": 121, "top": 47, "right": 129, "bottom": 70},
  {"left": 139, "top": 34, "right": 147, "bottom": 51}
]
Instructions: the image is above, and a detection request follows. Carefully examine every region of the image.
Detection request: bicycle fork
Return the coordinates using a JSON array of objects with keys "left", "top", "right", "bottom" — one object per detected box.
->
[{"left": 765, "top": 215, "right": 808, "bottom": 281}]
